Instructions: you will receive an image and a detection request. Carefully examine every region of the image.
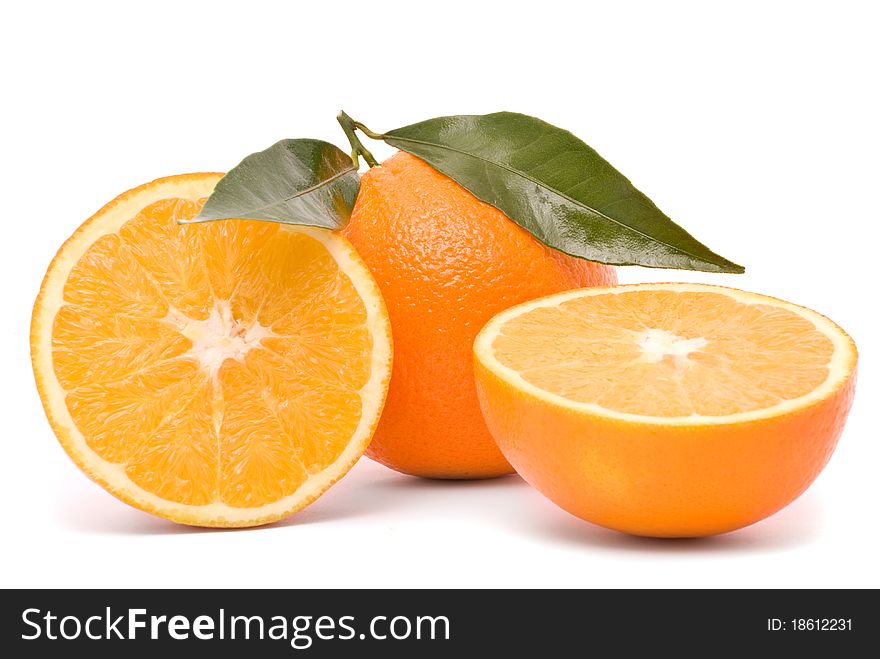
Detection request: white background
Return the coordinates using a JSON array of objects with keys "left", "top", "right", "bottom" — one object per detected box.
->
[{"left": 2, "top": 0, "right": 878, "bottom": 588}]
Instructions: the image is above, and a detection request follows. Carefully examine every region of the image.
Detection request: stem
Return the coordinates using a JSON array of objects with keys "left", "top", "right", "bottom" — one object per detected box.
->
[
  {"left": 337, "top": 110, "right": 379, "bottom": 168},
  {"left": 352, "top": 120, "right": 384, "bottom": 140}
]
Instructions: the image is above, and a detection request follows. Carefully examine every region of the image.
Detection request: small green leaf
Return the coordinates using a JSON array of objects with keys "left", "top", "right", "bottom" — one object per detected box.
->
[
  {"left": 368, "top": 112, "right": 743, "bottom": 273},
  {"left": 184, "top": 139, "right": 359, "bottom": 228}
]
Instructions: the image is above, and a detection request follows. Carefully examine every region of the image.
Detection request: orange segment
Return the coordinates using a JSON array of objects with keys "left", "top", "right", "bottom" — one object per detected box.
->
[
  {"left": 52, "top": 306, "right": 190, "bottom": 389},
  {"left": 119, "top": 198, "right": 214, "bottom": 319},
  {"left": 63, "top": 233, "right": 167, "bottom": 318},
  {"left": 200, "top": 217, "right": 278, "bottom": 307},
  {"left": 215, "top": 359, "right": 309, "bottom": 508},
  {"left": 474, "top": 283, "right": 857, "bottom": 537},
  {"left": 125, "top": 379, "right": 219, "bottom": 506},
  {"left": 65, "top": 359, "right": 206, "bottom": 465},
  {"left": 31, "top": 173, "right": 392, "bottom": 527}
]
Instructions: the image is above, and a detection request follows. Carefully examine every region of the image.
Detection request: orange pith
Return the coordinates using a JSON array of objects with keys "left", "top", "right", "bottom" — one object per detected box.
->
[
  {"left": 342, "top": 152, "right": 617, "bottom": 479},
  {"left": 32, "top": 174, "right": 392, "bottom": 526},
  {"left": 474, "top": 283, "right": 857, "bottom": 537}
]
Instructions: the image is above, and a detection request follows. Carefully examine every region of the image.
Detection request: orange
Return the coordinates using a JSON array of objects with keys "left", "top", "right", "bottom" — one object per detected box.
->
[
  {"left": 343, "top": 152, "right": 616, "bottom": 478},
  {"left": 474, "top": 283, "right": 857, "bottom": 536},
  {"left": 31, "top": 173, "right": 392, "bottom": 527}
]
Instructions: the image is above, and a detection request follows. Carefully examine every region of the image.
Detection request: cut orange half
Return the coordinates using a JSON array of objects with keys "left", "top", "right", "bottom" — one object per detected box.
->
[
  {"left": 31, "top": 174, "right": 392, "bottom": 527},
  {"left": 474, "top": 283, "right": 857, "bottom": 537}
]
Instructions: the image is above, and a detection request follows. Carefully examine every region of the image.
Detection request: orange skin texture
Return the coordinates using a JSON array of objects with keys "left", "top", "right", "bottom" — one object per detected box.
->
[
  {"left": 475, "top": 360, "right": 857, "bottom": 537},
  {"left": 342, "top": 152, "right": 617, "bottom": 478}
]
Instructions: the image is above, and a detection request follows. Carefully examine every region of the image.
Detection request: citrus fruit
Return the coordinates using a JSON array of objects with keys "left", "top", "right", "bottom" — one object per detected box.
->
[
  {"left": 474, "top": 283, "right": 857, "bottom": 536},
  {"left": 31, "top": 173, "right": 392, "bottom": 527},
  {"left": 342, "top": 152, "right": 617, "bottom": 479}
]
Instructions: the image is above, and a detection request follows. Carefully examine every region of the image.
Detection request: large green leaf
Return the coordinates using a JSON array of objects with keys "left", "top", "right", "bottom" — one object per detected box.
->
[
  {"left": 185, "top": 139, "right": 359, "bottom": 228},
  {"left": 372, "top": 112, "right": 742, "bottom": 272}
]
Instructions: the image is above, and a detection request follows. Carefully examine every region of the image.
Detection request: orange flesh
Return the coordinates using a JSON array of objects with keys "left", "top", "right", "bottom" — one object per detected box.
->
[
  {"left": 491, "top": 290, "right": 835, "bottom": 417},
  {"left": 53, "top": 199, "right": 371, "bottom": 507}
]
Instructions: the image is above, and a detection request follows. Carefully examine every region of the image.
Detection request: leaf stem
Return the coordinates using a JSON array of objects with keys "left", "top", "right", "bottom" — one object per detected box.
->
[
  {"left": 351, "top": 120, "right": 384, "bottom": 140},
  {"left": 337, "top": 110, "right": 379, "bottom": 168}
]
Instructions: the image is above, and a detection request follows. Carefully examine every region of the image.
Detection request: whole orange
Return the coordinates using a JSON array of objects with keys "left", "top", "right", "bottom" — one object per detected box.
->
[{"left": 342, "top": 152, "right": 617, "bottom": 478}]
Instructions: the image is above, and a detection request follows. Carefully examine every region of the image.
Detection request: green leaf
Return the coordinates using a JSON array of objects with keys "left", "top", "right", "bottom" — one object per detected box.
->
[
  {"left": 184, "top": 138, "right": 359, "bottom": 228},
  {"left": 371, "top": 112, "right": 743, "bottom": 273}
]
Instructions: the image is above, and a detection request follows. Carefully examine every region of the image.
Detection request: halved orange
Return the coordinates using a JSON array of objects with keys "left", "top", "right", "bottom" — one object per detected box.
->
[
  {"left": 474, "top": 283, "right": 857, "bottom": 537},
  {"left": 31, "top": 174, "right": 392, "bottom": 527}
]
